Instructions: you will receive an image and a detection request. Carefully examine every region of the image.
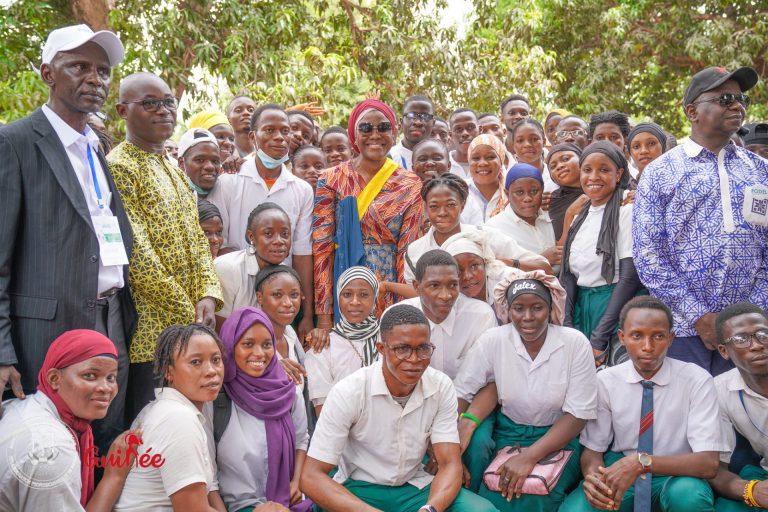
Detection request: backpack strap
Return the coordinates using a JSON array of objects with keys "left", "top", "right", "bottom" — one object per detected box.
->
[{"left": 212, "top": 390, "right": 232, "bottom": 444}]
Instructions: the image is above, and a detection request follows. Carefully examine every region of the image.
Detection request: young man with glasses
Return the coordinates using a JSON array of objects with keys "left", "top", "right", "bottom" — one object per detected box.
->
[
  {"left": 711, "top": 302, "right": 768, "bottom": 510},
  {"left": 633, "top": 66, "right": 768, "bottom": 376},
  {"left": 390, "top": 95, "right": 436, "bottom": 171},
  {"left": 109, "top": 72, "right": 222, "bottom": 421},
  {"left": 301, "top": 304, "right": 497, "bottom": 512}
]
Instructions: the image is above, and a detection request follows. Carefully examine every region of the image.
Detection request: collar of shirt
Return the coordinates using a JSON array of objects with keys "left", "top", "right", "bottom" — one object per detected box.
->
[
  {"left": 369, "top": 360, "right": 439, "bottom": 412},
  {"left": 503, "top": 206, "right": 552, "bottom": 226},
  {"left": 245, "top": 251, "right": 261, "bottom": 276},
  {"left": 510, "top": 324, "right": 565, "bottom": 370},
  {"left": 683, "top": 137, "right": 739, "bottom": 159},
  {"left": 239, "top": 158, "right": 295, "bottom": 192},
  {"left": 724, "top": 369, "right": 768, "bottom": 402},
  {"left": 154, "top": 386, "right": 206, "bottom": 421},
  {"left": 467, "top": 182, "right": 502, "bottom": 207},
  {"left": 623, "top": 358, "right": 672, "bottom": 386},
  {"left": 588, "top": 202, "right": 607, "bottom": 214},
  {"left": 424, "top": 297, "right": 457, "bottom": 336},
  {"left": 42, "top": 104, "right": 100, "bottom": 153}
]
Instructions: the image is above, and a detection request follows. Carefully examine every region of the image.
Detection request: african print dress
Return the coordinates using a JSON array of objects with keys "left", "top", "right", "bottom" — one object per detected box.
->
[{"left": 313, "top": 161, "right": 423, "bottom": 315}]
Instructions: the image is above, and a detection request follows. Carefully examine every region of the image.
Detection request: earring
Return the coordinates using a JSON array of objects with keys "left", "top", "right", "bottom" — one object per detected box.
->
[{"left": 247, "top": 242, "right": 256, "bottom": 255}]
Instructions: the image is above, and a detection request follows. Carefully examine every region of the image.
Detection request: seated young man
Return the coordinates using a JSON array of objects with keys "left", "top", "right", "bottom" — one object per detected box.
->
[
  {"left": 300, "top": 304, "right": 497, "bottom": 512},
  {"left": 561, "top": 296, "right": 726, "bottom": 512},
  {"left": 401, "top": 249, "right": 498, "bottom": 381},
  {"left": 710, "top": 303, "right": 768, "bottom": 510}
]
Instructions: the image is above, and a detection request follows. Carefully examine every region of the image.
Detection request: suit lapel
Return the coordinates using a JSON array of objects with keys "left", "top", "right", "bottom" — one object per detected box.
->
[{"left": 32, "top": 109, "right": 94, "bottom": 232}]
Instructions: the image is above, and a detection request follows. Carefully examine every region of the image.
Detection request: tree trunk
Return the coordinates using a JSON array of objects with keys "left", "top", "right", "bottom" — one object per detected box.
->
[{"left": 70, "top": 0, "right": 112, "bottom": 30}]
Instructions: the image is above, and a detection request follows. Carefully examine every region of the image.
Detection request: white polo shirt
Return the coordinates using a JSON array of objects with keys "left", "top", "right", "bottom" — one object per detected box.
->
[
  {"left": 581, "top": 358, "right": 727, "bottom": 456},
  {"left": 305, "top": 331, "right": 369, "bottom": 406},
  {"left": 454, "top": 323, "right": 598, "bottom": 426},
  {"left": 0, "top": 393, "right": 83, "bottom": 511},
  {"left": 400, "top": 295, "right": 497, "bottom": 380},
  {"left": 114, "top": 388, "right": 218, "bottom": 511},
  {"left": 207, "top": 158, "right": 313, "bottom": 256},
  {"left": 485, "top": 207, "right": 556, "bottom": 256},
  {"left": 715, "top": 368, "right": 768, "bottom": 471},
  {"left": 567, "top": 203, "right": 633, "bottom": 287},
  {"left": 214, "top": 249, "right": 261, "bottom": 318},
  {"left": 307, "top": 360, "right": 459, "bottom": 489}
]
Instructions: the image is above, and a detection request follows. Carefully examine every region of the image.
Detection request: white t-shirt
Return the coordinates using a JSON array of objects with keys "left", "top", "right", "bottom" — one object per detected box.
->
[
  {"left": 305, "top": 331, "right": 369, "bottom": 406},
  {"left": 454, "top": 323, "right": 598, "bottom": 426},
  {"left": 114, "top": 388, "right": 218, "bottom": 511},
  {"left": 567, "top": 203, "right": 633, "bottom": 287},
  {"left": 389, "top": 142, "right": 413, "bottom": 170},
  {"left": 0, "top": 393, "right": 84, "bottom": 511},
  {"left": 214, "top": 249, "right": 261, "bottom": 318},
  {"left": 484, "top": 207, "right": 556, "bottom": 256},
  {"left": 715, "top": 368, "right": 768, "bottom": 470}
]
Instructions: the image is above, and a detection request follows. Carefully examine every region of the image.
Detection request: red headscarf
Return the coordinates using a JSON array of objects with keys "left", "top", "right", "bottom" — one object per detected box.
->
[
  {"left": 346, "top": 98, "right": 398, "bottom": 153},
  {"left": 37, "top": 329, "right": 118, "bottom": 506}
]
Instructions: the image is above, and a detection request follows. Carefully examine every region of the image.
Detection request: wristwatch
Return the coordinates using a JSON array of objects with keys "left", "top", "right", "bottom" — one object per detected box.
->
[
  {"left": 637, "top": 452, "right": 653, "bottom": 474},
  {"left": 418, "top": 506, "right": 437, "bottom": 512}
]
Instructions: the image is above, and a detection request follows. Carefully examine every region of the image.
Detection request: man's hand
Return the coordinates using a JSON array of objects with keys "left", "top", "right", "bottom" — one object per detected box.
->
[
  {"left": 195, "top": 297, "right": 217, "bottom": 329},
  {"left": 541, "top": 245, "right": 563, "bottom": 266},
  {"left": 593, "top": 347, "right": 607, "bottom": 368},
  {"left": 0, "top": 365, "right": 24, "bottom": 411},
  {"left": 424, "top": 443, "right": 439, "bottom": 475},
  {"left": 752, "top": 480, "right": 768, "bottom": 508},
  {"left": 695, "top": 313, "right": 718, "bottom": 350},
  {"left": 279, "top": 359, "right": 307, "bottom": 385},
  {"left": 598, "top": 455, "right": 644, "bottom": 508},
  {"left": 221, "top": 155, "right": 245, "bottom": 174},
  {"left": 497, "top": 450, "right": 538, "bottom": 500},
  {"left": 288, "top": 101, "right": 326, "bottom": 118},
  {"left": 582, "top": 471, "right": 616, "bottom": 510}
]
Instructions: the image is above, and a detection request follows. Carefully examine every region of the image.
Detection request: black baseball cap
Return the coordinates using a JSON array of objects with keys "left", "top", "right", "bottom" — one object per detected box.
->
[
  {"left": 742, "top": 123, "right": 768, "bottom": 146},
  {"left": 683, "top": 66, "right": 759, "bottom": 106}
]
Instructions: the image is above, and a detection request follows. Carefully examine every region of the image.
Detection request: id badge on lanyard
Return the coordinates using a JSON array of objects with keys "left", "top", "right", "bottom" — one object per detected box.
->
[
  {"left": 742, "top": 184, "right": 768, "bottom": 227},
  {"left": 87, "top": 145, "right": 129, "bottom": 266}
]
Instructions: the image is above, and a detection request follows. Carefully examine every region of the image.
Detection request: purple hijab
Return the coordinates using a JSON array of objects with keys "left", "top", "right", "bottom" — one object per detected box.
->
[{"left": 220, "top": 307, "right": 312, "bottom": 511}]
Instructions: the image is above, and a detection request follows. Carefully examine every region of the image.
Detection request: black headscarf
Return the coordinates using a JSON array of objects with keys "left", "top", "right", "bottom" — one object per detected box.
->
[
  {"left": 561, "top": 141, "right": 630, "bottom": 285},
  {"left": 197, "top": 199, "right": 221, "bottom": 223},
  {"left": 627, "top": 122, "right": 667, "bottom": 151},
  {"left": 547, "top": 143, "right": 584, "bottom": 240}
]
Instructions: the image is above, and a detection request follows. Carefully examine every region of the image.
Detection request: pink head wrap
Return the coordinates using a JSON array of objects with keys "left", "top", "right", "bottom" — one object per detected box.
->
[{"left": 347, "top": 98, "right": 398, "bottom": 153}]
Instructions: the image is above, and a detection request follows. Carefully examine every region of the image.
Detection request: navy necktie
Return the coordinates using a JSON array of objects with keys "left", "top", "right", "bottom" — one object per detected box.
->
[{"left": 634, "top": 380, "right": 654, "bottom": 512}]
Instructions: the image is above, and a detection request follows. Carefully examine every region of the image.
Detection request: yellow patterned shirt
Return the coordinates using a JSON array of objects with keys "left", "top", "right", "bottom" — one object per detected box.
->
[{"left": 108, "top": 141, "right": 222, "bottom": 363}]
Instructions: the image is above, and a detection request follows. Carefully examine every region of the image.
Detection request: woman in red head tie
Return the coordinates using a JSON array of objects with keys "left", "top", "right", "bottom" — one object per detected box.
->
[
  {"left": 310, "top": 98, "right": 423, "bottom": 349},
  {"left": 0, "top": 329, "right": 137, "bottom": 511}
]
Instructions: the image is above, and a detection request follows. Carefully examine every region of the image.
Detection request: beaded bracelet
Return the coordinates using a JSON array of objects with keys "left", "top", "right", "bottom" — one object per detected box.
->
[
  {"left": 460, "top": 412, "right": 481, "bottom": 427},
  {"left": 743, "top": 479, "right": 760, "bottom": 508}
]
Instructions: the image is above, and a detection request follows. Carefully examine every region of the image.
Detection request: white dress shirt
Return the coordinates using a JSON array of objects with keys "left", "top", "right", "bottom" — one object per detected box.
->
[
  {"left": 207, "top": 159, "right": 313, "bottom": 256},
  {"left": 217, "top": 391, "right": 309, "bottom": 511},
  {"left": 449, "top": 151, "right": 470, "bottom": 179},
  {"left": 42, "top": 105, "right": 124, "bottom": 294},
  {"left": 715, "top": 368, "right": 768, "bottom": 470},
  {"left": 0, "top": 393, "right": 84, "bottom": 511},
  {"left": 485, "top": 207, "right": 556, "bottom": 256},
  {"left": 401, "top": 295, "right": 497, "bottom": 380},
  {"left": 305, "top": 331, "right": 369, "bottom": 406},
  {"left": 307, "top": 360, "right": 459, "bottom": 489},
  {"left": 454, "top": 323, "right": 598, "bottom": 426},
  {"left": 581, "top": 358, "right": 727, "bottom": 456},
  {"left": 567, "top": 203, "right": 633, "bottom": 287},
  {"left": 461, "top": 182, "right": 506, "bottom": 226},
  {"left": 389, "top": 142, "right": 413, "bottom": 170},
  {"left": 114, "top": 388, "right": 218, "bottom": 511},
  {"left": 214, "top": 249, "right": 261, "bottom": 318}
]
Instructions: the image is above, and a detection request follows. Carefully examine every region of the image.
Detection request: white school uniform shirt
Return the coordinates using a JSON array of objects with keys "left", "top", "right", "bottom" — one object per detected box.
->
[
  {"left": 42, "top": 105, "right": 124, "bottom": 294},
  {"left": 484, "top": 207, "right": 556, "bottom": 256},
  {"left": 461, "top": 182, "right": 505, "bottom": 226},
  {"left": 581, "top": 359, "right": 727, "bottom": 456},
  {"left": 567, "top": 203, "right": 633, "bottom": 287},
  {"left": 715, "top": 368, "right": 768, "bottom": 471},
  {"left": 389, "top": 142, "right": 413, "bottom": 170},
  {"left": 0, "top": 393, "right": 84, "bottom": 511},
  {"left": 307, "top": 360, "right": 459, "bottom": 489},
  {"left": 216, "top": 389, "right": 309, "bottom": 511},
  {"left": 449, "top": 151, "right": 470, "bottom": 179},
  {"left": 502, "top": 161, "right": 559, "bottom": 193},
  {"left": 207, "top": 158, "right": 314, "bottom": 257},
  {"left": 454, "top": 323, "right": 597, "bottom": 426},
  {"left": 305, "top": 331, "right": 369, "bottom": 406},
  {"left": 114, "top": 388, "right": 218, "bottom": 511},
  {"left": 214, "top": 249, "right": 261, "bottom": 318},
  {"left": 400, "top": 295, "right": 497, "bottom": 380},
  {"left": 404, "top": 224, "right": 537, "bottom": 284},
  {"left": 281, "top": 326, "right": 306, "bottom": 394}
]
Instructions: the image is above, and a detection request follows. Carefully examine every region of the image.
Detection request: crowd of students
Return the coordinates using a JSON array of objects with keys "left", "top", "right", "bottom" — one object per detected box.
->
[{"left": 1, "top": 23, "right": 768, "bottom": 512}]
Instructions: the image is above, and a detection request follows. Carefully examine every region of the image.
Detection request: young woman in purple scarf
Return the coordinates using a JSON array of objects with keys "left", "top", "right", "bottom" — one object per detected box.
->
[{"left": 216, "top": 307, "right": 313, "bottom": 512}]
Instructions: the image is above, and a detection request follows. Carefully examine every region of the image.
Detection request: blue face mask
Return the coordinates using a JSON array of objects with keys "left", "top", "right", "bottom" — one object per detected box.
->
[{"left": 256, "top": 148, "right": 289, "bottom": 169}]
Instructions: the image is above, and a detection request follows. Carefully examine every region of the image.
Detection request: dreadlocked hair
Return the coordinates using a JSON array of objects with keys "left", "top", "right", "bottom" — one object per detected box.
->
[{"left": 153, "top": 323, "right": 223, "bottom": 386}]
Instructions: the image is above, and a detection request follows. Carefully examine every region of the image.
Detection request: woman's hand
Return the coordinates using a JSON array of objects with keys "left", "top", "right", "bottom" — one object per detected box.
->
[
  {"left": 541, "top": 245, "right": 563, "bottom": 266},
  {"left": 288, "top": 101, "right": 326, "bottom": 118},
  {"left": 593, "top": 347, "right": 608, "bottom": 367},
  {"left": 582, "top": 471, "right": 616, "bottom": 510},
  {"left": 297, "top": 316, "right": 314, "bottom": 346},
  {"left": 497, "top": 450, "right": 538, "bottom": 500},
  {"left": 254, "top": 502, "right": 290, "bottom": 512},
  {"left": 424, "top": 443, "right": 438, "bottom": 475},
  {"left": 458, "top": 416, "right": 478, "bottom": 455},
  {"left": 289, "top": 476, "right": 303, "bottom": 505},
  {"left": 541, "top": 191, "right": 552, "bottom": 211},
  {"left": 622, "top": 190, "right": 636, "bottom": 206},
  {"left": 279, "top": 358, "right": 306, "bottom": 385},
  {"left": 306, "top": 327, "right": 331, "bottom": 353},
  {"left": 102, "top": 429, "right": 143, "bottom": 481},
  {"left": 221, "top": 154, "right": 245, "bottom": 174}
]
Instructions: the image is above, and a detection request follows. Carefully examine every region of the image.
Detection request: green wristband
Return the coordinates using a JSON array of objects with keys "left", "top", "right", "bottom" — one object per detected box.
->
[{"left": 460, "top": 412, "right": 482, "bottom": 426}]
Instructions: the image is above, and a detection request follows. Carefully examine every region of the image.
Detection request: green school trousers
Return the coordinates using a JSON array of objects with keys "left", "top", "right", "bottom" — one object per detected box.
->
[
  {"left": 477, "top": 413, "right": 583, "bottom": 512},
  {"left": 463, "top": 410, "right": 498, "bottom": 492},
  {"left": 559, "top": 451, "right": 715, "bottom": 512}
]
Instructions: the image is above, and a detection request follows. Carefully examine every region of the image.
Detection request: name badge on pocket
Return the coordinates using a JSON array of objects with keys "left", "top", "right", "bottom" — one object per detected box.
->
[
  {"left": 92, "top": 215, "right": 129, "bottom": 266},
  {"left": 743, "top": 184, "right": 768, "bottom": 227}
]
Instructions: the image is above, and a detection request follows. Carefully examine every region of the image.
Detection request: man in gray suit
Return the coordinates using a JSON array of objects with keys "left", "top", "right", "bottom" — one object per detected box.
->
[{"left": 0, "top": 25, "right": 136, "bottom": 454}]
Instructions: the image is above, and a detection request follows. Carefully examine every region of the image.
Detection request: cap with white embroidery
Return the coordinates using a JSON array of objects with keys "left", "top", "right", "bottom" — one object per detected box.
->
[{"left": 178, "top": 128, "right": 219, "bottom": 158}]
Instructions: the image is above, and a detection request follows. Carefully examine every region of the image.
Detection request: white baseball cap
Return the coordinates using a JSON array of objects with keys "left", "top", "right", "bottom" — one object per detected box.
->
[
  {"left": 41, "top": 24, "right": 125, "bottom": 67},
  {"left": 178, "top": 128, "right": 220, "bottom": 158}
]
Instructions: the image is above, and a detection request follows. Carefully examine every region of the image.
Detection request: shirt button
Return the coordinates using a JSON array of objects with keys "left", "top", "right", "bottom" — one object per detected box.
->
[
  {"left": 90, "top": 254, "right": 98, "bottom": 263},
  {"left": 87, "top": 299, "right": 96, "bottom": 308}
]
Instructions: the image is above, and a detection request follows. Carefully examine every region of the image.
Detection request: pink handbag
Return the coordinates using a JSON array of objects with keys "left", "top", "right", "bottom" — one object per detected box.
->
[{"left": 483, "top": 445, "right": 573, "bottom": 495}]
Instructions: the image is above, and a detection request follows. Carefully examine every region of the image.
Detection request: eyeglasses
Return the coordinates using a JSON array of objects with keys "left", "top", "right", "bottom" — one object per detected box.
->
[
  {"left": 556, "top": 129, "right": 587, "bottom": 139},
  {"left": 692, "top": 93, "right": 750, "bottom": 108},
  {"left": 386, "top": 343, "right": 435, "bottom": 361},
  {"left": 121, "top": 97, "right": 178, "bottom": 112},
  {"left": 358, "top": 121, "right": 392, "bottom": 134},
  {"left": 723, "top": 330, "right": 768, "bottom": 349},
  {"left": 404, "top": 112, "right": 434, "bottom": 122}
]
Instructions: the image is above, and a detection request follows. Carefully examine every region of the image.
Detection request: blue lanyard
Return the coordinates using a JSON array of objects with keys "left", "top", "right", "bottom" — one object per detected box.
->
[
  {"left": 739, "top": 389, "right": 768, "bottom": 437},
  {"left": 86, "top": 144, "right": 105, "bottom": 209},
  {"left": 401, "top": 155, "right": 408, "bottom": 170}
]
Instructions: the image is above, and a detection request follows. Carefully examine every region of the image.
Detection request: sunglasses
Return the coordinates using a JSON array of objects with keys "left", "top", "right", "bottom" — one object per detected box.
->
[
  {"left": 556, "top": 129, "right": 587, "bottom": 139},
  {"left": 358, "top": 121, "right": 392, "bottom": 134},
  {"left": 120, "top": 97, "right": 178, "bottom": 112},
  {"left": 722, "top": 330, "right": 768, "bottom": 349},
  {"left": 404, "top": 112, "right": 434, "bottom": 122},
  {"left": 692, "top": 93, "right": 750, "bottom": 108}
]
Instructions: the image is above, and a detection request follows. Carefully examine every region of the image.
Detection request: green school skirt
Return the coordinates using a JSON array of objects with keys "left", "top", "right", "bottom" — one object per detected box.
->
[{"left": 572, "top": 284, "right": 615, "bottom": 340}]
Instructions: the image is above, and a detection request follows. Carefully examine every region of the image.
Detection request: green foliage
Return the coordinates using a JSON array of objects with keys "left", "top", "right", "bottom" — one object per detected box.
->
[{"left": 0, "top": 0, "right": 765, "bottom": 136}]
